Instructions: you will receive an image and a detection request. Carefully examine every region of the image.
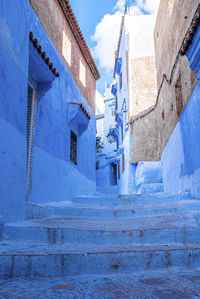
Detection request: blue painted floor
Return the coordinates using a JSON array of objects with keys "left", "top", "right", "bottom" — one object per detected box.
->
[{"left": 1, "top": 268, "right": 200, "bottom": 298}]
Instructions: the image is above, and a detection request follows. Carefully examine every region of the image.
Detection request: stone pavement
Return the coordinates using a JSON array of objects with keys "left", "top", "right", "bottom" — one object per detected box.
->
[{"left": 1, "top": 268, "right": 200, "bottom": 298}]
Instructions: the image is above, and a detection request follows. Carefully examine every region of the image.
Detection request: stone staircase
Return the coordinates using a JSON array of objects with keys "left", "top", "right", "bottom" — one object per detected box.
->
[{"left": 1, "top": 191, "right": 200, "bottom": 297}]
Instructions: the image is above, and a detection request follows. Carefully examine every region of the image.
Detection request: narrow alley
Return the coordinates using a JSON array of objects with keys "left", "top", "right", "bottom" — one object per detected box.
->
[{"left": 0, "top": 0, "right": 200, "bottom": 298}]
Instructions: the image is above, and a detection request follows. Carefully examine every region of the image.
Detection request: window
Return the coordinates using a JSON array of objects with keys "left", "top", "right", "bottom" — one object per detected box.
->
[
  {"left": 27, "top": 73, "right": 39, "bottom": 200},
  {"left": 119, "top": 72, "right": 122, "bottom": 90},
  {"left": 79, "top": 60, "right": 86, "bottom": 87},
  {"left": 118, "top": 164, "right": 120, "bottom": 180},
  {"left": 62, "top": 31, "right": 71, "bottom": 66},
  {"left": 121, "top": 122, "right": 124, "bottom": 141},
  {"left": 122, "top": 154, "right": 125, "bottom": 172},
  {"left": 96, "top": 161, "right": 99, "bottom": 170},
  {"left": 111, "top": 108, "right": 115, "bottom": 116},
  {"left": 115, "top": 96, "right": 118, "bottom": 112},
  {"left": 70, "top": 130, "right": 77, "bottom": 165},
  {"left": 110, "top": 163, "right": 117, "bottom": 185}
]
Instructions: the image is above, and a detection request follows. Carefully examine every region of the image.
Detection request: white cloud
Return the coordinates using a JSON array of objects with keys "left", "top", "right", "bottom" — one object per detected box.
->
[
  {"left": 113, "top": 0, "right": 126, "bottom": 12},
  {"left": 91, "top": 0, "right": 160, "bottom": 73},
  {"left": 136, "top": 0, "right": 160, "bottom": 14},
  {"left": 129, "top": 6, "right": 143, "bottom": 16},
  {"left": 91, "top": 11, "right": 122, "bottom": 71}
]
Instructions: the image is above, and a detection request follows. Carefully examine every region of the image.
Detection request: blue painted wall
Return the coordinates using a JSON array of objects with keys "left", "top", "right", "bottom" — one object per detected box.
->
[
  {"left": 0, "top": 0, "right": 96, "bottom": 221},
  {"left": 161, "top": 26, "right": 200, "bottom": 199},
  {"left": 96, "top": 86, "right": 119, "bottom": 194}
]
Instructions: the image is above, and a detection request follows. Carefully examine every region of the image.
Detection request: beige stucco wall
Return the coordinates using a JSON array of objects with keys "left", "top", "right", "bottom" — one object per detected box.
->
[
  {"left": 126, "top": 14, "right": 157, "bottom": 122},
  {"left": 130, "top": 0, "right": 199, "bottom": 163},
  {"left": 129, "top": 56, "right": 157, "bottom": 120}
]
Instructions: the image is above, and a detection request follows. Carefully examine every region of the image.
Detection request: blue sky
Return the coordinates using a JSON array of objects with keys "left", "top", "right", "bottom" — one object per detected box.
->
[{"left": 70, "top": 0, "right": 160, "bottom": 94}]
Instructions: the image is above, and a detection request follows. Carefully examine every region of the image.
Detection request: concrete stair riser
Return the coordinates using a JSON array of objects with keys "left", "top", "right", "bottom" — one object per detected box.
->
[
  {"left": 26, "top": 202, "right": 200, "bottom": 219},
  {"left": 0, "top": 248, "right": 200, "bottom": 279},
  {"left": 71, "top": 193, "right": 190, "bottom": 206},
  {"left": 26, "top": 204, "right": 55, "bottom": 220},
  {"left": 4, "top": 225, "right": 200, "bottom": 245},
  {"left": 26, "top": 193, "right": 193, "bottom": 220},
  {"left": 137, "top": 183, "right": 164, "bottom": 194}
]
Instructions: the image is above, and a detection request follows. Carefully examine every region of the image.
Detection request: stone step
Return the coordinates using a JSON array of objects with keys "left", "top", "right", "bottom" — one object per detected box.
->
[
  {"left": 0, "top": 241, "right": 200, "bottom": 279},
  {"left": 72, "top": 192, "right": 191, "bottom": 205},
  {"left": 4, "top": 212, "right": 200, "bottom": 245},
  {"left": 137, "top": 183, "right": 164, "bottom": 194},
  {"left": 1, "top": 267, "right": 200, "bottom": 298},
  {"left": 27, "top": 199, "right": 200, "bottom": 219},
  {"left": 26, "top": 192, "right": 192, "bottom": 220}
]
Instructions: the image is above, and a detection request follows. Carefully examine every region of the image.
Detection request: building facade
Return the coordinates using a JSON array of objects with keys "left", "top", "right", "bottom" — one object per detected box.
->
[
  {"left": 109, "top": 12, "right": 157, "bottom": 194},
  {"left": 0, "top": 0, "right": 99, "bottom": 222}
]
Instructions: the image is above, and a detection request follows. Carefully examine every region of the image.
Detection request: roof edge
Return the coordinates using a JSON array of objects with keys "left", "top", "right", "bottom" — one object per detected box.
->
[
  {"left": 113, "top": 15, "right": 125, "bottom": 78},
  {"left": 58, "top": 0, "right": 100, "bottom": 80}
]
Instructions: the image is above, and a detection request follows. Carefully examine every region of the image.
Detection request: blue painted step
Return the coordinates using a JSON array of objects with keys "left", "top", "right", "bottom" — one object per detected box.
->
[
  {"left": 26, "top": 199, "right": 200, "bottom": 219},
  {"left": 4, "top": 212, "right": 200, "bottom": 245},
  {"left": 0, "top": 242, "right": 200, "bottom": 279},
  {"left": 1, "top": 191, "right": 200, "bottom": 279},
  {"left": 137, "top": 183, "right": 164, "bottom": 194}
]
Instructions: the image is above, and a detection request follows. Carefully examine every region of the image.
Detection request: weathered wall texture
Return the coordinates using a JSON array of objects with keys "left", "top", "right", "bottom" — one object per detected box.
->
[
  {"left": 126, "top": 14, "right": 157, "bottom": 122},
  {"left": 154, "top": 0, "right": 200, "bottom": 86},
  {"left": 29, "top": 0, "right": 96, "bottom": 112},
  {"left": 161, "top": 23, "right": 200, "bottom": 199},
  {"left": 129, "top": 56, "right": 157, "bottom": 120},
  {"left": 130, "top": 0, "right": 199, "bottom": 163}
]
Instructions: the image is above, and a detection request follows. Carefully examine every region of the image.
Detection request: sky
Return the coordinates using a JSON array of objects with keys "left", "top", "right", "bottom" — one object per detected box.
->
[{"left": 70, "top": 0, "right": 160, "bottom": 95}]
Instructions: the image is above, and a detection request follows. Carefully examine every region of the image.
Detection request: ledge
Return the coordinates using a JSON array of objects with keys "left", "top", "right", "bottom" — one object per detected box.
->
[
  {"left": 68, "top": 101, "right": 91, "bottom": 134},
  {"left": 29, "top": 32, "right": 59, "bottom": 77}
]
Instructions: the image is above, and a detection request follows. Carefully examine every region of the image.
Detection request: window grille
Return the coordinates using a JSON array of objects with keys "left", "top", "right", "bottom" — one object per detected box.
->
[
  {"left": 26, "top": 73, "right": 39, "bottom": 200},
  {"left": 70, "top": 130, "right": 77, "bottom": 165}
]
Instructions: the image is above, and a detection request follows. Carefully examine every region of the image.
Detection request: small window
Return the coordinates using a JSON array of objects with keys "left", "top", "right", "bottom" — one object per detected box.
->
[
  {"left": 115, "top": 96, "right": 118, "bottom": 111},
  {"left": 96, "top": 161, "right": 99, "bottom": 170},
  {"left": 118, "top": 164, "right": 120, "bottom": 180},
  {"left": 122, "top": 154, "right": 125, "bottom": 172},
  {"left": 62, "top": 31, "right": 71, "bottom": 66},
  {"left": 119, "top": 72, "right": 122, "bottom": 90},
  {"left": 79, "top": 60, "right": 86, "bottom": 87},
  {"left": 110, "top": 163, "right": 117, "bottom": 185},
  {"left": 70, "top": 130, "right": 77, "bottom": 165},
  {"left": 111, "top": 108, "right": 115, "bottom": 116},
  {"left": 121, "top": 122, "right": 124, "bottom": 141}
]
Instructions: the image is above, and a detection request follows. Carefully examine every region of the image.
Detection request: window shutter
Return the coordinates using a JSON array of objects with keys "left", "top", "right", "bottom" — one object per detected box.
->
[{"left": 26, "top": 74, "right": 39, "bottom": 200}]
